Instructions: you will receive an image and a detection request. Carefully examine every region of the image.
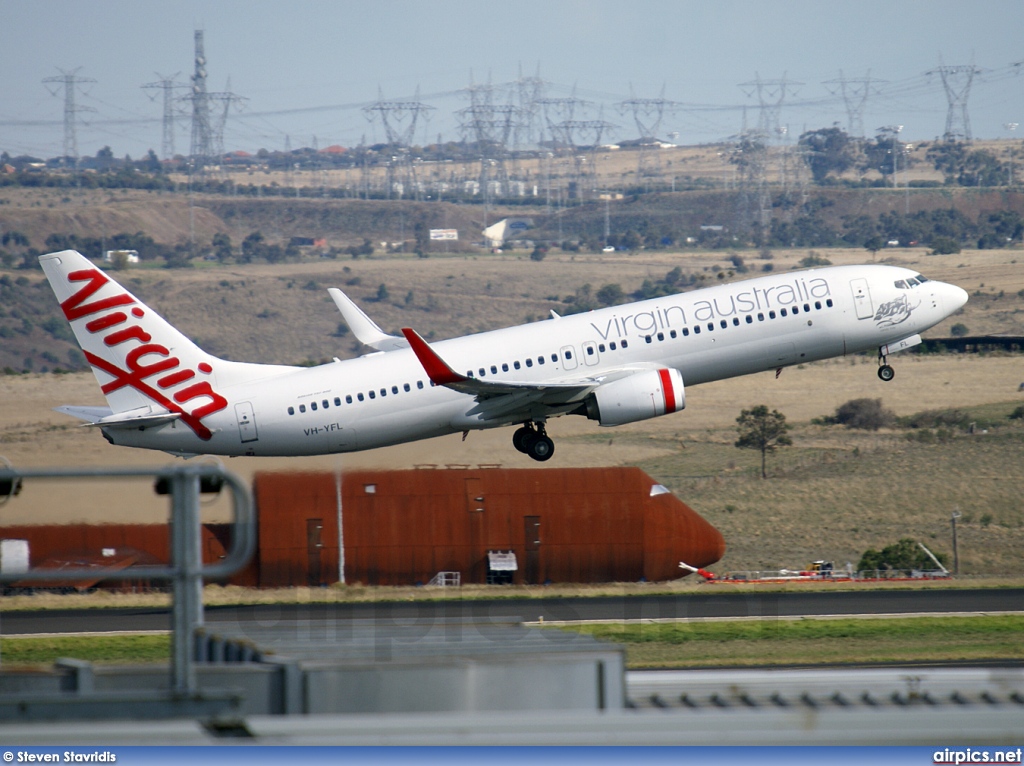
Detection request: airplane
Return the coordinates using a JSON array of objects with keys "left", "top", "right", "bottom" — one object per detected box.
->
[{"left": 39, "top": 249, "right": 968, "bottom": 462}]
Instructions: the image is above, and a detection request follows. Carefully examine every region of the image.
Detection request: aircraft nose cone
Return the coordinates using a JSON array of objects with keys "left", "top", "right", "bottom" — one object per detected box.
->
[{"left": 947, "top": 283, "right": 969, "bottom": 312}]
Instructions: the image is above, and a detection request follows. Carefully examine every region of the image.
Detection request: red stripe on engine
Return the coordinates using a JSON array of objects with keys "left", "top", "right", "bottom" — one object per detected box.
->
[{"left": 658, "top": 368, "right": 677, "bottom": 414}]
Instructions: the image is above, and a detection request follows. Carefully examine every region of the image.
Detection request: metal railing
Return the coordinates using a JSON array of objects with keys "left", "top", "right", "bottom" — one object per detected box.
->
[{"left": 0, "top": 463, "right": 255, "bottom": 694}]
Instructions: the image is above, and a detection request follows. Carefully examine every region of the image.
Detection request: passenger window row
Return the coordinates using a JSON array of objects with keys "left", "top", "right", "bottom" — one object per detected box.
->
[
  {"left": 465, "top": 340, "right": 630, "bottom": 379},
  {"left": 285, "top": 297, "right": 834, "bottom": 417},
  {"left": 288, "top": 379, "right": 426, "bottom": 416},
  {"left": 643, "top": 299, "right": 834, "bottom": 344}
]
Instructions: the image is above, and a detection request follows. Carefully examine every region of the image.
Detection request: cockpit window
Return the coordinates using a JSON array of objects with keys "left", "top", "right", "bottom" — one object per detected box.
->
[
  {"left": 907, "top": 277, "right": 919, "bottom": 286},
  {"left": 894, "top": 279, "right": 908, "bottom": 289},
  {"left": 916, "top": 274, "right": 929, "bottom": 283}
]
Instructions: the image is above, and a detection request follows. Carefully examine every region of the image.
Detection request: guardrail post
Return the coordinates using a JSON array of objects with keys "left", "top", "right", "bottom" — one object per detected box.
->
[{"left": 170, "top": 467, "right": 202, "bottom": 695}]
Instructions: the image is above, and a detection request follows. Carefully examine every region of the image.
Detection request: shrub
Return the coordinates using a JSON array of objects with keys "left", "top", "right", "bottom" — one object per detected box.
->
[
  {"left": 929, "top": 236, "right": 961, "bottom": 255},
  {"left": 825, "top": 398, "right": 896, "bottom": 430},
  {"left": 799, "top": 252, "right": 832, "bottom": 267},
  {"left": 950, "top": 323, "right": 969, "bottom": 337},
  {"left": 857, "top": 538, "right": 947, "bottom": 573},
  {"left": 900, "top": 408, "right": 970, "bottom": 430}
]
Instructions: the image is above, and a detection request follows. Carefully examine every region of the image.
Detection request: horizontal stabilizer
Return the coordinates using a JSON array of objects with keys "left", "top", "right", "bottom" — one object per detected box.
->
[
  {"left": 55, "top": 405, "right": 180, "bottom": 429},
  {"left": 55, "top": 405, "right": 114, "bottom": 423},
  {"left": 329, "top": 288, "right": 408, "bottom": 351}
]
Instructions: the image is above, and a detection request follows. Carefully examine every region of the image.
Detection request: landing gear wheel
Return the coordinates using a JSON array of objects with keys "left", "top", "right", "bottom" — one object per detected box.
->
[
  {"left": 512, "top": 425, "right": 534, "bottom": 453},
  {"left": 878, "top": 364, "right": 895, "bottom": 382},
  {"left": 528, "top": 434, "right": 555, "bottom": 462}
]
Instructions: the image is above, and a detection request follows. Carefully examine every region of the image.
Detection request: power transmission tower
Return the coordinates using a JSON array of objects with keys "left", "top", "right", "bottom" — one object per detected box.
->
[
  {"left": 729, "top": 128, "right": 771, "bottom": 237},
  {"left": 183, "top": 30, "right": 245, "bottom": 176},
  {"left": 822, "top": 70, "right": 885, "bottom": 138},
  {"left": 187, "top": 30, "right": 214, "bottom": 169},
  {"left": 42, "top": 67, "right": 96, "bottom": 167},
  {"left": 738, "top": 73, "right": 802, "bottom": 144},
  {"left": 927, "top": 62, "right": 984, "bottom": 142},
  {"left": 513, "top": 64, "right": 547, "bottom": 150},
  {"left": 142, "top": 72, "right": 185, "bottom": 159},
  {"left": 458, "top": 76, "right": 525, "bottom": 203},
  {"left": 553, "top": 113, "right": 617, "bottom": 199},
  {"left": 617, "top": 85, "right": 680, "bottom": 179},
  {"left": 536, "top": 92, "right": 590, "bottom": 202},
  {"left": 363, "top": 87, "right": 434, "bottom": 199}
]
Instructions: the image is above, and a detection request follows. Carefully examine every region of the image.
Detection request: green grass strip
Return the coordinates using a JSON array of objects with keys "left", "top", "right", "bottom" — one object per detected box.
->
[
  {"left": 561, "top": 615, "right": 1024, "bottom": 668},
  {"left": 2, "top": 616, "right": 1022, "bottom": 669},
  {"left": 0, "top": 634, "right": 170, "bottom": 666}
]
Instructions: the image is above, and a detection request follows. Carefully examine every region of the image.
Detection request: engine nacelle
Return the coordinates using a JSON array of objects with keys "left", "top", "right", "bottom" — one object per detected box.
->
[{"left": 584, "top": 368, "right": 685, "bottom": 427}]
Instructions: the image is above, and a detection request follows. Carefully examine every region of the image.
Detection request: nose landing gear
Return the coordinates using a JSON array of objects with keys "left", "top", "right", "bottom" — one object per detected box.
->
[
  {"left": 512, "top": 421, "right": 555, "bottom": 462},
  {"left": 878, "top": 350, "right": 895, "bottom": 382}
]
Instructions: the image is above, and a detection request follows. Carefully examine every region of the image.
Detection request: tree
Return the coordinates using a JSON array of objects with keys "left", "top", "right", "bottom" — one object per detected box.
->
[
  {"left": 212, "top": 233, "right": 233, "bottom": 263},
  {"left": 413, "top": 220, "right": 430, "bottom": 258},
  {"left": 864, "top": 235, "right": 886, "bottom": 257},
  {"left": 241, "top": 231, "right": 265, "bottom": 263},
  {"left": 857, "top": 538, "right": 947, "bottom": 573},
  {"left": 595, "top": 283, "right": 625, "bottom": 306},
  {"left": 735, "top": 405, "right": 792, "bottom": 479},
  {"left": 930, "top": 236, "right": 961, "bottom": 255},
  {"left": 798, "top": 125, "right": 857, "bottom": 184}
]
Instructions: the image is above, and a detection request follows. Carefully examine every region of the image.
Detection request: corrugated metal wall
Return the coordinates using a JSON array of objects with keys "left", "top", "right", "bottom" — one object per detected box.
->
[
  {"left": 0, "top": 523, "right": 255, "bottom": 587},
  {"left": 254, "top": 467, "right": 724, "bottom": 587},
  {"left": 0, "top": 468, "right": 724, "bottom": 589}
]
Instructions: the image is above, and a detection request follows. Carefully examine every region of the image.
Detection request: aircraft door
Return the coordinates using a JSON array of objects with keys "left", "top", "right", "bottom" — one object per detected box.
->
[
  {"left": 581, "top": 341, "right": 600, "bottom": 366},
  {"left": 524, "top": 515, "right": 541, "bottom": 584},
  {"left": 306, "top": 518, "right": 323, "bottom": 586},
  {"left": 560, "top": 345, "right": 578, "bottom": 370},
  {"left": 235, "top": 402, "right": 259, "bottom": 443},
  {"left": 850, "top": 278, "right": 874, "bottom": 320}
]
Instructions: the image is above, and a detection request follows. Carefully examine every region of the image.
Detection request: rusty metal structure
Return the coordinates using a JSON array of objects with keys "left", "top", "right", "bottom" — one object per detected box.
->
[
  {"left": 252, "top": 467, "right": 724, "bottom": 587},
  {"left": 1, "top": 467, "right": 724, "bottom": 589}
]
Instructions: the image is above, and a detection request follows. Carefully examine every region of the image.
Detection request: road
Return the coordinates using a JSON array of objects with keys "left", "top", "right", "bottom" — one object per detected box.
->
[{"left": 2, "top": 587, "right": 1021, "bottom": 635}]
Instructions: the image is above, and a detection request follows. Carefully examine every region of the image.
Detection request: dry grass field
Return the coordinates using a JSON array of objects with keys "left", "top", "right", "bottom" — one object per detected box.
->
[{"left": 1, "top": 245, "right": 1022, "bottom": 577}]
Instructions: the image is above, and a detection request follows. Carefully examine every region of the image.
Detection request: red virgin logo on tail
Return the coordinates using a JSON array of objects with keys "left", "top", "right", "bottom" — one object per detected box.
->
[{"left": 61, "top": 268, "right": 227, "bottom": 440}]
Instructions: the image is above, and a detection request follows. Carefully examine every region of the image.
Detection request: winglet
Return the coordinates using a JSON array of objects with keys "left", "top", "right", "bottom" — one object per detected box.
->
[
  {"left": 401, "top": 328, "right": 468, "bottom": 386},
  {"left": 329, "top": 288, "right": 408, "bottom": 351}
]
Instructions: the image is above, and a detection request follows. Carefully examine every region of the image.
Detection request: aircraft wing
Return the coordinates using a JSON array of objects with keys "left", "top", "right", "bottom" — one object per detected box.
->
[
  {"left": 328, "top": 288, "right": 408, "bottom": 351},
  {"left": 401, "top": 328, "right": 597, "bottom": 406}
]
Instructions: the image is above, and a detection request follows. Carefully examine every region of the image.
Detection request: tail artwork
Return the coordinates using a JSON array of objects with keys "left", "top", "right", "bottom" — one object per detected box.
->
[{"left": 39, "top": 250, "right": 294, "bottom": 443}]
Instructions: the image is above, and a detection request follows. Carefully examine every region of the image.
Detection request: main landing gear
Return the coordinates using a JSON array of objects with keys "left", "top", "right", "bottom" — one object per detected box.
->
[
  {"left": 513, "top": 421, "right": 555, "bottom": 462},
  {"left": 878, "top": 351, "right": 895, "bottom": 382}
]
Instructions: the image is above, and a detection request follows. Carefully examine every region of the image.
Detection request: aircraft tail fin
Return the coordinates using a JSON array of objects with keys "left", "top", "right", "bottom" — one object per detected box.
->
[{"left": 39, "top": 250, "right": 294, "bottom": 439}]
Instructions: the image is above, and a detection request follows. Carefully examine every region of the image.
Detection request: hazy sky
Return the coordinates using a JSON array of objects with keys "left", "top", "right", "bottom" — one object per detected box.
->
[{"left": 2, "top": 0, "right": 1022, "bottom": 159}]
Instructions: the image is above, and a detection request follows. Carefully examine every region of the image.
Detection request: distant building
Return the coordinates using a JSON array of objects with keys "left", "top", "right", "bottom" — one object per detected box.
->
[
  {"left": 483, "top": 218, "right": 534, "bottom": 248},
  {"left": 103, "top": 249, "right": 139, "bottom": 264}
]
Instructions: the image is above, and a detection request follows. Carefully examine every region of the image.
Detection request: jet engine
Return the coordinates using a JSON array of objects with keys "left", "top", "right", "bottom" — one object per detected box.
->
[{"left": 584, "top": 368, "right": 685, "bottom": 427}]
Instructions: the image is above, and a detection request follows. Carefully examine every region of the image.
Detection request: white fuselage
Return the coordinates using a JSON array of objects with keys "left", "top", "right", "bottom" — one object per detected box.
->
[{"left": 105, "top": 264, "right": 967, "bottom": 457}]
